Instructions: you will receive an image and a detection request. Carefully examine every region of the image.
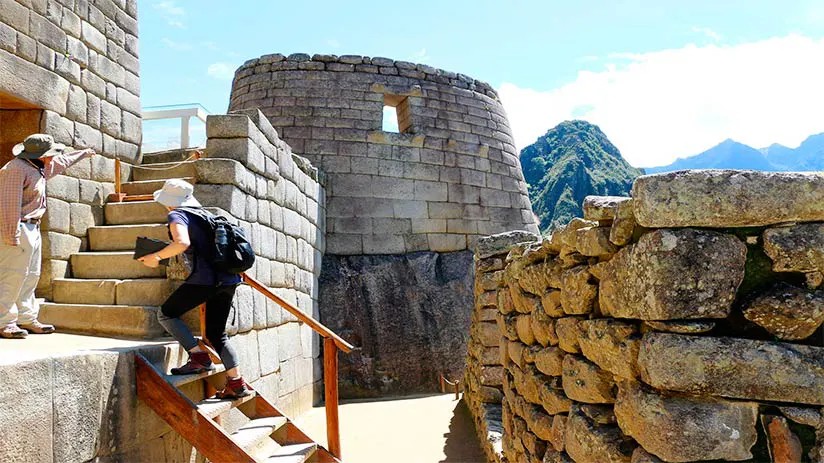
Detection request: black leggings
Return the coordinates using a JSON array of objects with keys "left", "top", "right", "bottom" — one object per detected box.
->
[{"left": 158, "top": 283, "right": 239, "bottom": 370}]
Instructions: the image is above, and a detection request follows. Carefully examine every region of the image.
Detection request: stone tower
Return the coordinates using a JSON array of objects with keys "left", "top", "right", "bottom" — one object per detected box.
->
[{"left": 228, "top": 53, "right": 539, "bottom": 396}]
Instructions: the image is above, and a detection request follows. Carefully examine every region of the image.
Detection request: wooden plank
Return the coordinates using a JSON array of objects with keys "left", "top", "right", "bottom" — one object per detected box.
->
[
  {"left": 134, "top": 353, "right": 257, "bottom": 463},
  {"left": 324, "top": 338, "right": 341, "bottom": 459},
  {"left": 123, "top": 194, "right": 155, "bottom": 202},
  {"left": 241, "top": 273, "right": 354, "bottom": 353}
]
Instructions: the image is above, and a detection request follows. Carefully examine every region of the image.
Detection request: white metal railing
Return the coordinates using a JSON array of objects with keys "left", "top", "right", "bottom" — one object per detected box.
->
[{"left": 142, "top": 103, "right": 209, "bottom": 150}]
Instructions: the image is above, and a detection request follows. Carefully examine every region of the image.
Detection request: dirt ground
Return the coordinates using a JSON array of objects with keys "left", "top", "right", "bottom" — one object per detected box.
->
[{"left": 295, "top": 393, "right": 487, "bottom": 463}]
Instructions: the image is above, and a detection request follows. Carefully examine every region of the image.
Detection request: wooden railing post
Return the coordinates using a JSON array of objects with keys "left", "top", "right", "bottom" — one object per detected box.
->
[
  {"left": 324, "top": 337, "right": 341, "bottom": 459},
  {"left": 108, "top": 158, "right": 126, "bottom": 203}
]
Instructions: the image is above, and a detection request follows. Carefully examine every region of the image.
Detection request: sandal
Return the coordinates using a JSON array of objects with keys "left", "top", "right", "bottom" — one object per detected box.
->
[
  {"left": 18, "top": 320, "right": 55, "bottom": 334},
  {"left": 1, "top": 323, "right": 28, "bottom": 339}
]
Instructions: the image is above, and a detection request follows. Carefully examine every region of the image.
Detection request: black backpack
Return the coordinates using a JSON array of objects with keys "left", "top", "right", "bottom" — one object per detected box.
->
[{"left": 177, "top": 207, "right": 256, "bottom": 274}]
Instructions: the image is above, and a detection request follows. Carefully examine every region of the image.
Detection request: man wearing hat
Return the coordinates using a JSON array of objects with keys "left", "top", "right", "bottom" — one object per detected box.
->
[{"left": 0, "top": 134, "right": 95, "bottom": 339}]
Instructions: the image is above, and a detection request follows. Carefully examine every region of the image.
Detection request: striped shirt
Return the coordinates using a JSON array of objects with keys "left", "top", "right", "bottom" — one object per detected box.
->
[{"left": 0, "top": 149, "right": 92, "bottom": 245}]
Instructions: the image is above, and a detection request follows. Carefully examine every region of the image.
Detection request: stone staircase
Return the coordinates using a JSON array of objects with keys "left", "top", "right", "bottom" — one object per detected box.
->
[{"left": 40, "top": 149, "right": 201, "bottom": 339}]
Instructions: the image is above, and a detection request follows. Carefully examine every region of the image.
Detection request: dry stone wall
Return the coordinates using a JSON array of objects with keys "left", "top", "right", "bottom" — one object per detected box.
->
[
  {"left": 202, "top": 109, "right": 325, "bottom": 417},
  {"left": 227, "top": 53, "right": 539, "bottom": 255},
  {"left": 464, "top": 170, "right": 824, "bottom": 463},
  {"left": 0, "top": 0, "right": 141, "bottom": 298}
]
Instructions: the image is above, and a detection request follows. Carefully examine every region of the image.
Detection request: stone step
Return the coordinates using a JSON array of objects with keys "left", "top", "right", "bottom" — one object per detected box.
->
[
  {"left": 196, "top": 392, "right": 258, "bottom": 420},
  {"left": 89, "top": 223, "right": 169, "bottom": 251},
  {"left": 52, "top": 278, "right": 175, "bottom": 306},
  {"left": 132, "top": 161, "right": 197, "bottom": 182},
  {"left": 39, "top": 303, "right": 165, "bottom": 338},
  {"left": 232, "top": 417, "right": 288, "bottom": 457},
  {"left": 141, "top": 148, "right": 201, "bottom": 165},
  {"left": 121, "top": 177, "right": 196, "bottom": 196},
  {"left": 71, "top": 252, "right": 166, "bottom": 279},
  {"left": 265, "top": 444, "right": 318, "bottom": 463},
  {"left": 105, "top": 201, "right": 168, "bottom": 225}
]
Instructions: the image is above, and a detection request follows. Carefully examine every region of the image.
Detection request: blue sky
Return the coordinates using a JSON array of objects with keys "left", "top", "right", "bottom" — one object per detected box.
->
[{"left": 138, "top": 0, "right": 824, "bottom": 167}]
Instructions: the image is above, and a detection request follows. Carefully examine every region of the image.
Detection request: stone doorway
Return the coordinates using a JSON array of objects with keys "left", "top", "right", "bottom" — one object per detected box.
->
[{"left": 0, "top": 91, "right": 43, "bottom": 166}]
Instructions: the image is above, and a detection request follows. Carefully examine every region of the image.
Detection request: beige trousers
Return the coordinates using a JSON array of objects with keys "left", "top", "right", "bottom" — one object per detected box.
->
[{"left": 0, "top": 222, "right": 42, "bottom": 326}]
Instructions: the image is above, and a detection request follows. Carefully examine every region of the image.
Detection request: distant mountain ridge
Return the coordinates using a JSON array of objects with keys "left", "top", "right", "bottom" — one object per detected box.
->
[
  {"left": 520, "top": 120, "right": 642, "bottom": 232},
  {"left": 645, "top": 133, "right": 824, "bottom": 173}
]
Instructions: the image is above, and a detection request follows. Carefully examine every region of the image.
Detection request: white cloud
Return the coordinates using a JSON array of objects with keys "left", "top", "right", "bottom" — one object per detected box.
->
[
  {"left": 153, "top": 1, "right": 185, "bottom": 28},
  {"left": 498, "top": 35, "right": 824, "bottom": 167},
  {"left": 206, "top": 62, "right": 236, "bottom": 81}
]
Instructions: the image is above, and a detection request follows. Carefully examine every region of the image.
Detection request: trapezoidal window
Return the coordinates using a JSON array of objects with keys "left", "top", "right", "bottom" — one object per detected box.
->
[{"left": 382, "top": 94, "right": 412, "bottom": 133}]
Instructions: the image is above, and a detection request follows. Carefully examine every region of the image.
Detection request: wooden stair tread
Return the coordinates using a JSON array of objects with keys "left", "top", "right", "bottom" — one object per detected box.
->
[
  {"left": 231, "top": 417, "right": 289, "bottom": 451},
  {"left": 162, "top": 364, "right": 226, "bottom": 387},
  {"left": 196, "top": 392, "right": 257, "bottom": 419},
  {"left": 265, "top": 443, "right": 318, "bottom": 462}
]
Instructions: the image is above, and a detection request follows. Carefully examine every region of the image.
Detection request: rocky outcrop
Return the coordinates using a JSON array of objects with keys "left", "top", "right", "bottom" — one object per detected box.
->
[{"left": 319, "top": 251, "right": 474, "bottom": 397}]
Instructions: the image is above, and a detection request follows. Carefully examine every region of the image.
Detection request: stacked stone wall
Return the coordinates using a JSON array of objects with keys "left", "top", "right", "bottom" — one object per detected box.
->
[
  {"left": 201, "top": 109, "right": 325, "bottom": 417},
  {"left": 227, "top": 53, "right": 539, "bottom": 255},
  {"left": 464, "top": 170, "right": 824, "bottom": 463},
  {"left": 0, "top": 0, "right": 141, "bottom": 299}
]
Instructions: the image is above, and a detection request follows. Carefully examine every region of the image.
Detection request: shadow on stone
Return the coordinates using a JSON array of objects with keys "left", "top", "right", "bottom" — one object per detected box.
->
[{"left": 440, "top": 399, "right": 486, "bottom": 463}]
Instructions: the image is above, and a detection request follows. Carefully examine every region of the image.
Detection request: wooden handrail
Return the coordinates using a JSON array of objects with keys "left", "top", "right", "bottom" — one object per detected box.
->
[{"left": 241, "top": 273, "right": 354, "bottom": 353}]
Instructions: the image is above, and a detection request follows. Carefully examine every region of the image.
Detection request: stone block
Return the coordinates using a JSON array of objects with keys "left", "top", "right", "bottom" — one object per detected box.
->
[
  {"left": 562, "top": 355, "right": 616, "bottom": 404},
  {"left": 427, "top": 233, "right": 466, "bottom": 252},
  {"left": 43, "top": 197, "right": 70, "bottom": 233},
  {"left": 632, "top": 170, "right": 824, "bottom": 227},
  {"left": 578, "top": 319, "right": 640, "bottom": 380},
  {"left": 278, "top": 322, "right": 302, "bottom": 361},
  {"left": 258, "top": 326, "right": 280, "bottom": 376},
  {"left": 639, "top": 332, "right": 824, "bottom": 405},
  {"left": 599, "top": 229, "right": 746, "bottom": 320},
  {"left": 564, "top": 406, "right": 636, "bottom": 463},
  {"left": 372, "top": 176, "right": 414, "bottom": 200},
  {"left": 743, "top": 282, "right": 824, "bottom": 340},
  {"left": 615, "top": 381, "right": 758, "bottom": 462},
  {"left": 0, "top": 359, "right": 54, "bottom": 463},
  {"left": 763, "top": 223, "right": 824, "bottom": 283},
  {"left": 69, "top": 202, "right": 96, "bottom": 237},
  {"left": 582, "top": 195, "right": 630, "bottom": 221},
  {"left": 234, "top": 330, "right": 261, "bottom": 382},
  {"left": 42, "top": 231, "right": 81, "bottom": 260},
  {"left": 414, "top": 180, "right": 448, "bottom": 201},
  {"left": 362, "top": 233, "right": 405, "bottom": 254}
]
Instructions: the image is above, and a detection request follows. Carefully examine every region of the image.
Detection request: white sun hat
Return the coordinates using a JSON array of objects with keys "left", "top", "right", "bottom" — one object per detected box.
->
[{"left": 153, "top": 178, "right": 202, "bottom": 208}]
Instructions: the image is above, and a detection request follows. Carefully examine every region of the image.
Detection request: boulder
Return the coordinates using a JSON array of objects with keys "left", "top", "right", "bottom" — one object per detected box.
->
[
  {"left": 560, "top": 266, "right": 597, "bottom": 315},
  {"left": 638, "top": 332, "right": 824, "bottom": 405},
  {"left": 599, "top": 229, "right": 746, "bottom": 320},
  {"left": 476, "top": 230, "right": 540, "bottom": 259},
  {"left": 743, "top": 283, "right": 824, "bottom": 340},
  {"left": 779, "top": 406, "right": 822, "bottom": 427},
  {"left": 615, "top": 381, "right": 758, "bottom": 462},
  {"left": 525, "top": 407, "right": 555, "bottom": 441},
  {"left": 565, "top": 406, "right": 635, "bottom": 463},
  {"left": 562, "top": 355, "right": 616, "bottom": 404},
  {"left": 583, "top": 196, "right": 631, "bottom": 221},
  {"left": 540, "top": 382, "right": 574, "bottom": 415},
  {"left": 578, "top": 320, "right": 640, "bottom": 379},
  {"left": 579, "top": 404, "right": 617, "bottom": 425},
  {"left": 516, "top": 315, "right": 536, "bottom": 345},
  {"left": 763, "top": 223, "right": 824, "bottom": 288},
  {"left": 577, "top": 226, "right": 618, "bottom": 257},
  {"left": 632, "top": 170, "right": 824, "bottom": 227},
  {"left": 556, "top": 218, "right": 599, "bottom": 249}
]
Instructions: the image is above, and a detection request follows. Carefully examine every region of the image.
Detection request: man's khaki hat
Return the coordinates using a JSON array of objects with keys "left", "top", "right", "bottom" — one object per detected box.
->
[{"left": 12, "top": 134, "right": 66, "bottom": 160}]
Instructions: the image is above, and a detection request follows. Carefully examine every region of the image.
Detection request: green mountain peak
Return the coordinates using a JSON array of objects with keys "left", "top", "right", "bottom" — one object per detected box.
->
[{"left": 520, "top": 120, "right": 642, "bottom": 233}]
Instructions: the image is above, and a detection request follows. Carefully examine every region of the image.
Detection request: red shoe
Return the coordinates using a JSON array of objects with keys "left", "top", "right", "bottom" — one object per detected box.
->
[
  {"left": 216, "top": 377, "right": 251, "bottom": 399},
  {"left": 170, "top": 351, "right": 214, "bottom": 375}
]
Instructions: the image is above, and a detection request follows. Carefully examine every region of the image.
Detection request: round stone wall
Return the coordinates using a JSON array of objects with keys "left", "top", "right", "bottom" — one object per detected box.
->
[{"left": 228, "top": 53, "right": 539, "bottom": 255}]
